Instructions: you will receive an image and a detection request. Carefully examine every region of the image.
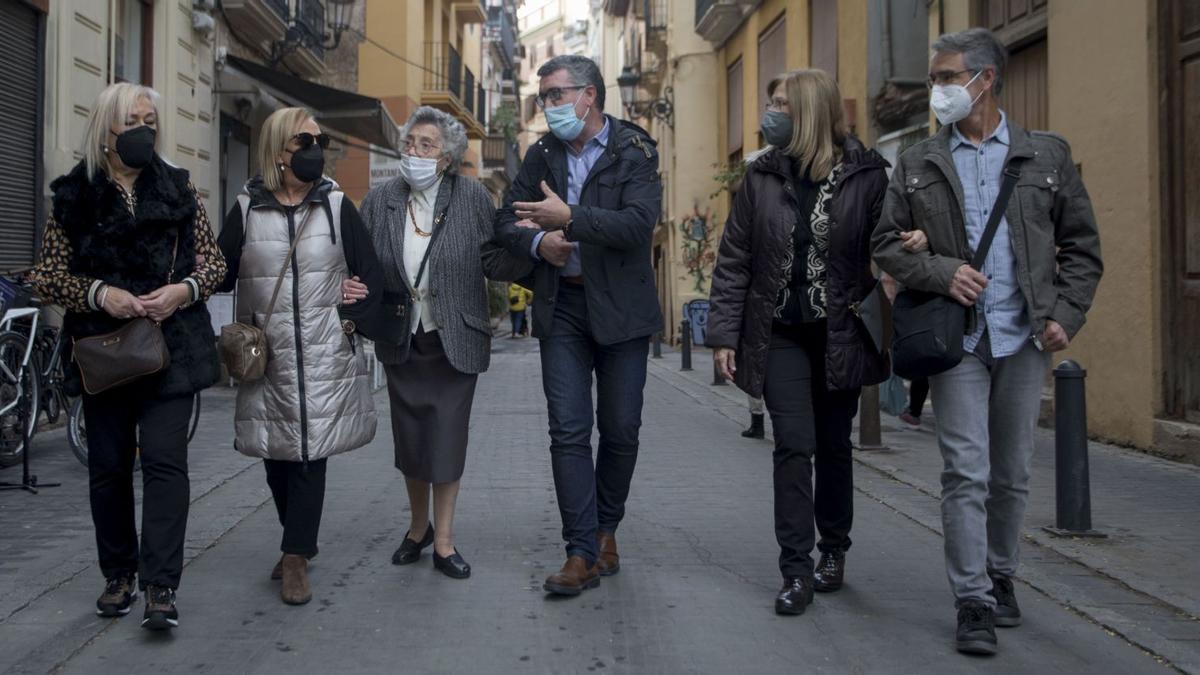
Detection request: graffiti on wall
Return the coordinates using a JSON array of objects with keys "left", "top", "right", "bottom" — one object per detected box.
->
[{"left": 679, "top": 205, "right": 717, "bottom": 294}]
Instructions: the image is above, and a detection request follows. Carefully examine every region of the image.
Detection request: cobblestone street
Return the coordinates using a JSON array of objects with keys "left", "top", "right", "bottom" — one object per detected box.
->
[{"left": 0, "top": 337, "right": 1193, "bottom": 673}]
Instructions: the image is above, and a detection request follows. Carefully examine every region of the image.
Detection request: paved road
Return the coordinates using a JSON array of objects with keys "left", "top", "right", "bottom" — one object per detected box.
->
[{"left": 0, "top": 337, "right": 1174, "bottom": 673}]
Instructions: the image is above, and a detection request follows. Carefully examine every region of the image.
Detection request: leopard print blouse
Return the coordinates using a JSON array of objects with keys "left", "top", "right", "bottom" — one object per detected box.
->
[{"left": 33, "top": 182, "right": 224, "bottom": 312}]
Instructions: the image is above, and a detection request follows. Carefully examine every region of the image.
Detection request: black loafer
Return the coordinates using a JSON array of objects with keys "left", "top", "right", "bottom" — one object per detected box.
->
[
  {"left": 433, "top": 549, "right": 471, "bottom": 579},
  {"left": 775, "top": 576, "right": 814, "bottom": 616},
  {"left": 391, "top": 524, "right": 435, "bottom": 565}
]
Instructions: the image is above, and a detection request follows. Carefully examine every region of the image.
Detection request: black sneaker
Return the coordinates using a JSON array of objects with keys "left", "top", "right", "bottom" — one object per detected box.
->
[
  {"left": 96, "top": 573, "right": 137, "bottom": 617},
  {"left": 988, "top": 573, "right": 1022, "bottom": 627},
  {"left": 813, "top": 550, "right": 845, "bottom": 593},
  {"left": 774, "top": 576, "right": 814, "bottom": 616},
  {"left": 141, "top": 585, "right": 179, "bottom": 631},
  {"left": 956, "top": 601, "right": 997, "bottom": 655}
]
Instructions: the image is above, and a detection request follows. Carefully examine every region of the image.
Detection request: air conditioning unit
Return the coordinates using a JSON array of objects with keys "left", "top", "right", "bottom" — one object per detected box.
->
[{"left": 695, "top": 0, "right": 752, "bottom": 45}]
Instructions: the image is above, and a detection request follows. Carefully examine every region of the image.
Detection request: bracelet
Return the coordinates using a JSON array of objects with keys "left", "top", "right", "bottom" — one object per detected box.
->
[{"left": 97, "top": 285, "right": 110, "bottom": 311}]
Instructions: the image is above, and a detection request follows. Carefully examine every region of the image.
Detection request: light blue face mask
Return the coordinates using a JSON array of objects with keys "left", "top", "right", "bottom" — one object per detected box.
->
[{"left": 545, "top": 91, "right": 590, "bottom": 142}]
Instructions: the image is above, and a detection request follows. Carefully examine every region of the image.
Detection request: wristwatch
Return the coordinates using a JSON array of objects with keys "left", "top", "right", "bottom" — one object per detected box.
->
[{"left": 341, "top": 319, "right": 356, "bottom": 335}]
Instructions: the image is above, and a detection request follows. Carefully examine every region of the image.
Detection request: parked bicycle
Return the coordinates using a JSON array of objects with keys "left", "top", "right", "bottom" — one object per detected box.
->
[{"left": 0, "top": 273, "right": 201, "bottom": 470}]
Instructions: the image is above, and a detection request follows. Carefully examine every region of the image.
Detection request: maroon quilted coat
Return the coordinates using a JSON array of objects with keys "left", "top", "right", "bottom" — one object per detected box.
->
[{"left": 705, "top": 136, "right": 890, "bottom": 398}]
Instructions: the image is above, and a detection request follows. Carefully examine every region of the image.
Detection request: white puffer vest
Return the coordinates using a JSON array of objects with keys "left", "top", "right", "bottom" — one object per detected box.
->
[{"left": 232, "top": 183, "right": 376, "bottom": 462}]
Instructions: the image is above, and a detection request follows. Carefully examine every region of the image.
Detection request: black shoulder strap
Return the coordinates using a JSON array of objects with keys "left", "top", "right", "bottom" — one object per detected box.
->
[
  {"left": 412, "top": 174, "right": 455, "bottom": 291},
  {"left": 970, "top": 161, "right": 1023, "bottom": 270}
]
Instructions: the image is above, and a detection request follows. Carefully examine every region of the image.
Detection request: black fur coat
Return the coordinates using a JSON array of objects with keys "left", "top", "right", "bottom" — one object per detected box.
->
[{"left": 50, "top": 157, "right": 219, "bottom": 397}]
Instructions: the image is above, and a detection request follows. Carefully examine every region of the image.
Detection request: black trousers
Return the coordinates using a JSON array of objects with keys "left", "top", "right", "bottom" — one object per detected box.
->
[
  {"left": 762, "top": 322, "right": 861, "bottom": 579},
  {"left": 82, "top": 383, "right": 194, "bottom": 590},
  {"left": 264, "top": 458, "right": 327, "bottom": 557},
  {"left": 908, "top": 377, "right": 930, "bottom": 417}
]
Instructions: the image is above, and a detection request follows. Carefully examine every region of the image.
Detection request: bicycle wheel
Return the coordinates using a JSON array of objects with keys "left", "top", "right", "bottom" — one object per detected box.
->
[
  {"left": 67, "top": 396, "right": 88, "bottom": 467},
  {"left": 0, "top": 331, "right": 39, "bottom": 467}
]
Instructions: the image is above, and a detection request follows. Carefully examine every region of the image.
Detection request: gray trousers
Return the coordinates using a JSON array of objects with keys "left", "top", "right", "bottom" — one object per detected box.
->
[{"left": 929, "top": 340, "right": 1049, "bottom": 608}]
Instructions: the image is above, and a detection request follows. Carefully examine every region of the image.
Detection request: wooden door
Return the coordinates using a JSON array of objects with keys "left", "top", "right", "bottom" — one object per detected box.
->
[
  {"left": 1163, "top": 0, "right": 1200, "bottom": 422},
  {"left": 978, "top": 0, "right": 1049, "bottom": 130}
]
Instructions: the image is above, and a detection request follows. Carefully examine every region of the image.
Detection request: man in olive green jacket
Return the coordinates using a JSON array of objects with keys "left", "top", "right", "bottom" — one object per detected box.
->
[{"left": 872, "top": 28, "right": 1102, "bottom": 657}]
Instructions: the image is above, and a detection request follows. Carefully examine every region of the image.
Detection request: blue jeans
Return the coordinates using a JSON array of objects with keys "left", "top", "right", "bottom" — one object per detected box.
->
[
  {"left": 539, "top": 284, "right": 649, "bottom": 565},
  {"left": 510, "top": 310, "right": 525, "bottom": 335}
]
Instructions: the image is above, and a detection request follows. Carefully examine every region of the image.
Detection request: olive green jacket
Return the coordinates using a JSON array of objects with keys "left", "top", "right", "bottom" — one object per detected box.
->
[{"left": 871, "top": 120, "right": 1102, "bottom": 339}]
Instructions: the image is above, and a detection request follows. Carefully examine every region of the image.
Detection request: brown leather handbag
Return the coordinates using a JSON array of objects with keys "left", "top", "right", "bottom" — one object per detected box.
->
[
  {"left": 73, "top": 318, "right": 170, "bottom": 395},
  {"left": 72, "top": 236, "right": 178, "bottom": 395},
  {"left": 218, "top": 204, "right": 314, "bottom": 382}
]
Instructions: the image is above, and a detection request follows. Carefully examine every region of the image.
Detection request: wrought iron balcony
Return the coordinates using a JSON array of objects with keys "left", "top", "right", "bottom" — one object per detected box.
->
[
  {"left": 421, "top": 42, "right": 486, "bottom": 139},
  {"left": 482, "top": 134, "right": 519, "bottom": 185},
  {"left": 295, "top": 0, "right": 326, "bottom": 60}
]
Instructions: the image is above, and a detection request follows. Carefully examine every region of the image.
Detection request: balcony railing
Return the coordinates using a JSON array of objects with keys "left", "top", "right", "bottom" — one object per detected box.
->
[
  {"left": 486, "top": 4, "right": 518, "bottom": 68},
  {"left": 296, "top": 0, "right": 325, "bottom": 59},
  {"left": 695, "top": 0, "right": 715, "bottom": 26},
  {"left": 265, "top": 0, "right": 289, "bottom": 21},
  {"left": 464, "top": 67, "right": 477, "bottom": 118},
  {"left": 424, "top": 42, "right": 463, "bottom": 101},
  {"left": 645, "top": 0, "right": 667, "bottom": 31},
  {"left": 477, "top": 84, "right": 487, "bottom": 126},
  {"left": 482, "top": 134, "right": 519, "bottom": 182}
]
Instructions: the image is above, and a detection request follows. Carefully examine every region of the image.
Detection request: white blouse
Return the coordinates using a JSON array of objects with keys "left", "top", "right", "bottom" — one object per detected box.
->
[{"left": 402, "top": 176, "right": 442, "bottom": 334}]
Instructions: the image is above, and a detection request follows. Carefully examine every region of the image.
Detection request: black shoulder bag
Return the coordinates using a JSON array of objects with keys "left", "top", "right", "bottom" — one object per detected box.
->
[{"left": 890, "top": 161, "right": 1022, "bottom": 380}]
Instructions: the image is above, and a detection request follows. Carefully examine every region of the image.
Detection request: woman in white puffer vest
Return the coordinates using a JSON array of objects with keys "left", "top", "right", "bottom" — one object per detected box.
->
[{"left": 216, "top": 107, "right": 387, "bottom": 606}]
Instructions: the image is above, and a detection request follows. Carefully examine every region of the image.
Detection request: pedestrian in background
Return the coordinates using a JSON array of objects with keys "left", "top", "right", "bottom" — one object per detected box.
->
[
  {"left": 900, "top": 377, "right": 930, "bottom": 428},
  {"left": 873, "top": 28, "right": 1102, "bottom": 655},
  {"left": 707, "top": 69, "right": 890, "bottom": 616},
  {"left": 349, "top": 106, "right": 530, "bottom": 581},
  {"left": 742, "top": 395, "right": 765, "bottom": 439},
  {"left": 508, "top": 283, "right": 533, "bottom": 338},
  {"left": 217, "top": 107, "right": 384, "bottom": 606},
  {"left": 494, "top": 55, "right": 663, "bottom": 597},
  {"left": 33, "top": 82, "right": 225, "bottom": 630}
]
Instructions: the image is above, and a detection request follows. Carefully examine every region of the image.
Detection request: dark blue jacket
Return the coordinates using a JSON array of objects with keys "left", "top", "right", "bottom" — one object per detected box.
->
[{"left": 495, "top": 115, "right": 664, "bottom": 344}]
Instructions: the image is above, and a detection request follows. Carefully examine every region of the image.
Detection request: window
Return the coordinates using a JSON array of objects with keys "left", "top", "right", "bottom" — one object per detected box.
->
[
  {"left": 757, "top": 16, "right": 786, "bottom": 115},
  {"left": 113, "top": 0, "right": 153, "bottom": 85},
  {"left": 809, "top": 0, "right": 837, "bottom": 77},
  {"left": 727, "top": 58, "right": 743, "bottom": 155}
]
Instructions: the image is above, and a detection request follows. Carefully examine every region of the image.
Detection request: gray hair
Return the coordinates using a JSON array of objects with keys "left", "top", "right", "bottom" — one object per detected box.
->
[
  {"left": 932, "top": 28, "right": 1008, "bottom": 95},
  {"left": 400, "top": 106, "right": 468, "bottom": 173},
  {"left": 536, "top": 55, "right": 605, "bottom": 110}
]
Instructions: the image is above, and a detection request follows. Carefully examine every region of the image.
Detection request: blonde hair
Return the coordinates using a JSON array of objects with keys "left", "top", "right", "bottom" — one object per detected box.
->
[
  {"left": 778, "top": 69, "right": 846, "bottom": 182},
  {"left": 82, "top": 82, "right": 161, "bottom": 179},
  {"left": 255, "top": 107, "right": 314, "bottom": 192}
]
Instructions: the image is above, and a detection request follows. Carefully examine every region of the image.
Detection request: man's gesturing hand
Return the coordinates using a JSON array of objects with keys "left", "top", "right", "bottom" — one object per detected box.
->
[
  {"left": 949, "top": 264, "right": 989, "bottom": 307},
  {"left": 513, "top": 181, "right": 572, "bottom": 228},
  {"left": 537, "top": 230, "right": 573, "bottom": 267}
]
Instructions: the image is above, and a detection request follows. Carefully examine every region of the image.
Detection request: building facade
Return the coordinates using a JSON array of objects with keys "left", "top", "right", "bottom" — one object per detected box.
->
[{"left": 931, "top": 0, "right": 1197, "bottom": 461}]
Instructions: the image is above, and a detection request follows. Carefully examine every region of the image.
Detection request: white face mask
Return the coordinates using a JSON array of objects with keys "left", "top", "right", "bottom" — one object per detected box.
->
[
  {"left": 930, "top": 70, "right": 985, "bottom": 126},
  {"left": 400, "top": 154, "right": 440, "bottom": 191}
]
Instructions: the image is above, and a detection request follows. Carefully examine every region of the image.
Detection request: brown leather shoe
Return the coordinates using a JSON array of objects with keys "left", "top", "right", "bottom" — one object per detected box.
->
[
  {"left": 280, "top": 554, "right": 312, "bottom": 605},
  {"left": 271, "top": 555, "right": 284, "bottom": 581},
  {"left": 597, "top": 532, "right": 620, "bottom": 577},
  {"left": 543, "top": 555, "right": 600, "bottom": 596}
]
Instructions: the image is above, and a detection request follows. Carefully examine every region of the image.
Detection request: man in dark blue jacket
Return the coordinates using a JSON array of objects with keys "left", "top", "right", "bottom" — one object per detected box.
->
[{"left": 494, "top": 55, "right": 663, "bottom": 597}]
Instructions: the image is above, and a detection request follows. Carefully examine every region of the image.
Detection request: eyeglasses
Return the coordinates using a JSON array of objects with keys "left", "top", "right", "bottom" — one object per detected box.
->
[
  {"left": 403, "top": 138, "right": 442, "bottom": 155},
  {"left": 290, "top": 132, "right": 332, "bottom": 150},
  {"left": 927, "top": 69, "right": 977, "bottom": 88},
  {"left": 535, "top": 86, "right": 586, "bottom": 109}
]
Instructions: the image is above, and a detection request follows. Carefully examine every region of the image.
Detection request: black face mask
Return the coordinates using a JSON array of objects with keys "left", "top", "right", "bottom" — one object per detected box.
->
[
  {"left": 288, "top": 144, "right": 325, "bottom": 183},
  {"left": 111, "top": 125, "right": 157, "bottom": 169}
]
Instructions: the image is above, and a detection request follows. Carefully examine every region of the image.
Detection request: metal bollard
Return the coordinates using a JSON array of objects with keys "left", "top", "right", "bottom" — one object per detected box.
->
[
  {"left": 680, "top": 319, "right": 693, "bottom": 371},
  {"left": 1043, "top": 360, "right": 1105, "bottom": 538},
  {"left": 652, "top": 331, "right": 663, "bottom": 358},
  {"left": 856, "top": 385, "right": 888, "bottom": 451},
  {"left": 712, "top": 358, "right": 727, "bottom": 386}
]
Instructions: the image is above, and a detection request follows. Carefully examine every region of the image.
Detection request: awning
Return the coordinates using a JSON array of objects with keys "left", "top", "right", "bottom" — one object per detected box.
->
[{"left": 223, "top": 55, "right": 402, "bottom": 154}]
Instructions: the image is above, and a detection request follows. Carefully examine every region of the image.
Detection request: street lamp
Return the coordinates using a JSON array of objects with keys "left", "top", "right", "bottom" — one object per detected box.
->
[
  {"left": 617, "top": 65, "right": 674, "bottom": 129},
  {"left": 268, "top": 0, "right": 358, "bottom": 68}
]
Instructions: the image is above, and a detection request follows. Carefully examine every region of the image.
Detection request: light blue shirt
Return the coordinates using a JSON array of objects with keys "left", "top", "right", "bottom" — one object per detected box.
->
[
  {"left": 950, "top": 110, "right": 1031, "bottom": 358},
  {"left": 531, "top": 118, "right": 611, "bottom": 277}
]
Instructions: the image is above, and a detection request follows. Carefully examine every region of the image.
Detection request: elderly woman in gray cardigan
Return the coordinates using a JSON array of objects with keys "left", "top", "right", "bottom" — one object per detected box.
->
[{"left": 343, "top": 106, "right": 530, "bottom": 579}]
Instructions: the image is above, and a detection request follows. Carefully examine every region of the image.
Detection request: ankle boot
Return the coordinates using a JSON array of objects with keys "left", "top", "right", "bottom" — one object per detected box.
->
[
  {"left": 280, "top": 554, "right": 312, "bottom": 605},
  {"left": 741, "top": 413, "right": 765, "bottom": 439}
]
